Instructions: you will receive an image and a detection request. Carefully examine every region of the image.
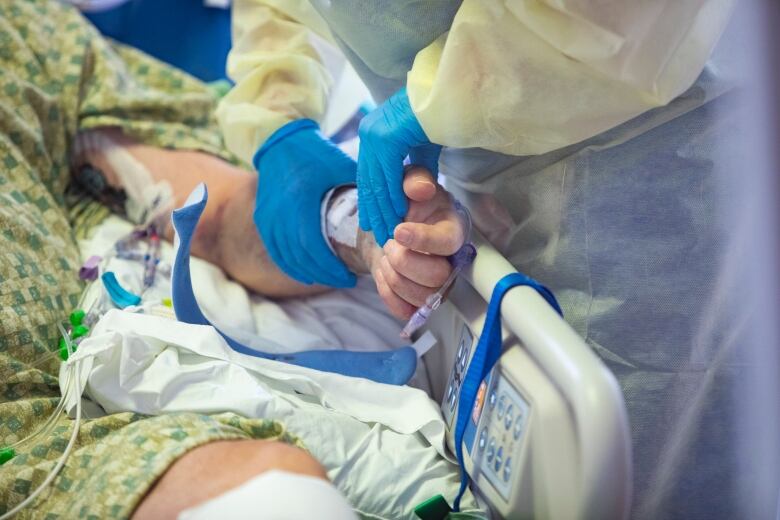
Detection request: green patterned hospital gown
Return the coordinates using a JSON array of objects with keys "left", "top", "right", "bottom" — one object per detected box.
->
[{"left": 0, "top": 1, "right": 302, "bottom": 517}]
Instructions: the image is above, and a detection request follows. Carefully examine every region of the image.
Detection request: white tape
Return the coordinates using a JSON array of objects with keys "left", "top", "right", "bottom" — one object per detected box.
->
[
  {"left": 323, "top": 187, "right": 358, "bottom": 251},
  {"left": 411, "top": 330, "right": 438, "bottom": 359}
]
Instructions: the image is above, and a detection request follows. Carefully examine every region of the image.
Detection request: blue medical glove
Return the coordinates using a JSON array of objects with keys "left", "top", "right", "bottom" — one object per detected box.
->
[
  {"left": 253, "top": 119, "right": 357, "bottom": 288},
  {"left": 357, "top": 87, "right": 441, "bottom": 245}
]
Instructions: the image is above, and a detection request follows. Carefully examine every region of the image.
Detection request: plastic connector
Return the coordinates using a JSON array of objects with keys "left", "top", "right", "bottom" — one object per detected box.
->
[
  {"left": 414, "top": 495, "right": 452, "bottom": 520},
  {"left": 0, "top": 447, "right": 15, "bottom": 465},
  {"left": 71, "top": 325, "right": 89, "bottom": 339},
  {"left": 69, "top": 309, "right": 85, "bottom": 327},
  {"left": 101, "top": 271, "right": 142, "bottom": 309},
  {"left": 58, "top": 338, "right": 69, "bottom": 361}
]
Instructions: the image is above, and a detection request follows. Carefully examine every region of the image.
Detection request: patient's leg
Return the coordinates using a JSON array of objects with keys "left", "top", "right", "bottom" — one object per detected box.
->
[{"left": 131, "top": 440, "right": 327, "bottom": 519}]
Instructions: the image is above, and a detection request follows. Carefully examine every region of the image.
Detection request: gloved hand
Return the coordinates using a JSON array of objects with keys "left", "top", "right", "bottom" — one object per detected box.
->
[
  {"left": 357, "top": 87, "right": 442, "bottom": 245},
  {"left": 253, "top": 119, "right": 357, "bottom": 287}
]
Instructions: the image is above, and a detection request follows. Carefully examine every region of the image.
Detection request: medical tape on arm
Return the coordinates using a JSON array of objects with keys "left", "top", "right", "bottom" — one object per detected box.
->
[{"left": 321, "top": 186, "right": 359, "bottom": 254}]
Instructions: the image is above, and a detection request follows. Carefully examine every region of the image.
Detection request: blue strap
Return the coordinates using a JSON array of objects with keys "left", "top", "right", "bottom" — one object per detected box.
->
[
  {"left": 452, "top": 273, "right": 562, "bottom": 511},
  {"left": 169, "top": 184, "right": 417, "bottom": 386}
]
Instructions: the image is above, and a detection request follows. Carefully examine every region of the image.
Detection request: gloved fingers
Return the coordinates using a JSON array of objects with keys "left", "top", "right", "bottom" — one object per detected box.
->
[
  {"left": 280, "top": 208, "right": 342, "bottom": 287},
  {"left": 372, "top": 266, "right": 417, "bottom": 320},
  {"left": 382, "top": 239, "right": 452, "bottom": 288},
  {"left": 280, "top": 219, "right": 326, "bottom": 284},
  {"left": 373, "top": 154, "right": 405, "bottom": 240},
  {"left": 329, "top": 146, "right": 359, "bottom": 186},
  {"left": 256, "top": 212, "right": 306, "bottom": 284},
  {"left": 272, "top": 222, "right": 314, "bottom": 285},
  {"left": 365, "top": 160, "right": 390, "bottom": 245},
  {"left": 378, "top": 254, "right": 435, "bottom": 308},
  {"left": 298, "top": 205, "right": 357, "bottom": 288},
  {"left": 356, "top": 153, "right": 373, "bottom": 232},
  {"left": 408, "top": 143, "right": 442, "bottom": 177},
  {"left": 262, "top": 226, "right": 311, "bottom": 285},
  {"left": 383, "top": 159, "right": 408, "bottom": 223}
]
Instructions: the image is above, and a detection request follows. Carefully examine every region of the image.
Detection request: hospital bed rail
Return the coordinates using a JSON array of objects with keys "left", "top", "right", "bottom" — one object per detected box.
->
[{"left": 423, "top": 230, "right": 632, "bottom": 519}]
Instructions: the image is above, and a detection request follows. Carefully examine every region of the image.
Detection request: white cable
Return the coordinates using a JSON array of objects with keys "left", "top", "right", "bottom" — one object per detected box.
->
[
  {"left": 9, "top": 377, "right": 71, "bottom": 450},
  {"left": 0, "top": 327, "right": 83, "bottom": 520}
]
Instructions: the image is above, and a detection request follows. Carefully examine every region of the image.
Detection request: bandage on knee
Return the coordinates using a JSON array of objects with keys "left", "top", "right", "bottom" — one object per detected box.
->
[{"left": 178, "top": 470, "right": 358, "bottom": 520}]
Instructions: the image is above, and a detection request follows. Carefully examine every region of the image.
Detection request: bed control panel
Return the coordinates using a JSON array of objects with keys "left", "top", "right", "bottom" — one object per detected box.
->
[
  {"left": 437, "top": 317, "right": 578, "bottom": 519},
  {"left": 426, "top": 271, "right": 590, "bottom": 519},
  {"left": 473, "top": 372, "right": 530, "bottom": 501},
  {"left": 442, "top": 325, "right": 474, "bottom": 422},
  {"left": 424, "top": 236, "right": 631, "bottom": 519}
]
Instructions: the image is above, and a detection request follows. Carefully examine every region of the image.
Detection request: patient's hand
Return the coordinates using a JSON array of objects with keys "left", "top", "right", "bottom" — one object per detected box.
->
[{"left": 363, "top": 167, "right": 467, "bottom": 320}]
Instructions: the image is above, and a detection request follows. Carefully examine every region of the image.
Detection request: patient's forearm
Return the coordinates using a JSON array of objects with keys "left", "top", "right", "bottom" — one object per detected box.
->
[
  {"left": 209, "top": 176, "right": 377, "bottom": 296},
  {"left": 72, "top": 129, "right": 460, "bottom": 317},
  {"left": 72, "top": 128, "right": 371, "bottom": 298}
]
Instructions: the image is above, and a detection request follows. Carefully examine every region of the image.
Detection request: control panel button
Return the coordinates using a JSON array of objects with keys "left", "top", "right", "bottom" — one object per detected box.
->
[
  {"left": 478, "top": 428, "right": 487, "bottom": 451},
  {"left": 497, "top": 395, "right": 507, "bottom": 418},
  {"left": 459, "top": 353, "right": 467, "bottom": 373},
  {"left": 514, "top": 415, "right": 524, "bottom": 440},
  {"left": 487, "top": 437, "right": 496, "bottom": 462},
  {"left": 494, "top": 446, "right": 504, "bottom": 472},
  {"left": 503, "top": 456, "right": 512, "bottom": 482},
  {"left": 488, "top": 389, "right": 497, "bottom": 410},
  {"left": 504, "top": 404, "right": 514, "bottom": 430},
  {"left": 448, "top": 385, "right": 457, "bottom": 411}
]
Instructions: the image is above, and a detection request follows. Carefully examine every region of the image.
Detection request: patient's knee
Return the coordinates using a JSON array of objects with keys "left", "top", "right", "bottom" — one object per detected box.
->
[{"left": 132, "top": 439, "right": 327, "bottom": 519}]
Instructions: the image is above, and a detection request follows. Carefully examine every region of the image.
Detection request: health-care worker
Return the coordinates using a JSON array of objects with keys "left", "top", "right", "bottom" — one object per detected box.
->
[{"left": 217, "top": 1, "right": 740, "bottom": 517}]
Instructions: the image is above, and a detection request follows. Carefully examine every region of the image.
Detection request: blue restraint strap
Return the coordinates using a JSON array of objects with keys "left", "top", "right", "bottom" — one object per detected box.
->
[
  {"left": 452, "top": 273, "right": 562, "bottom": 511},
  {"left": 170, "top": 184, "right": 417, "bottom": 386}
]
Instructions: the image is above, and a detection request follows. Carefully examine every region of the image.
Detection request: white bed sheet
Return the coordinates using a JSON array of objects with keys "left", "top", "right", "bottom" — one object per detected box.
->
[
  {"left": 69, "top": 216, "right": 475, "bottom": 519},
  {"left": 80, "top": 216, "right": 433, "bottom": 391}
]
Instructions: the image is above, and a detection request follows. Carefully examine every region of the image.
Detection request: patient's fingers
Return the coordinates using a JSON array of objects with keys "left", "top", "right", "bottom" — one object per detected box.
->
[
  {"left": 383, "top": 240, "right": 451, "bottom": 288},
  {"left": 393, "top": 216, "right": 464, "bottom": 257},
  {"left": 378, "top": 255, "right": 433, "bottom": 308},
  {"left": 373, "top": 268, "right": 417, "bottom": 319},
  {"left": 402, "top": 166, "right": 437, "bottom": 203},
  {"left": 398, "top": 172, "right": 467, "bottom": 257}
]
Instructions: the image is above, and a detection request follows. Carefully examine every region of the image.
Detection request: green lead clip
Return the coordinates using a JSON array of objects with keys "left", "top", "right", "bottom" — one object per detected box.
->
[
  {"left": 71, "top": 324, "right": 89, "bottom": 339},
  {"left": 59, "top": 338, "right": 69, "bottom": 361},
  {"left": 59, "top": 309, "right": 88, "bottom": 361},
  {"left": 414, "top": 495, "right": 452, "bottom": 520},
  {"left": 69, "top": 309, "right": 85, "bottom": 327},
  {"left": 0, "top": 447, "right": 15, "bottom": 465}
]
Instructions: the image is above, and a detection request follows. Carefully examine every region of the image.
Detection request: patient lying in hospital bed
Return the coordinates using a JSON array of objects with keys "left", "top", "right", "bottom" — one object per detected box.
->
[
  {"left": 65, "top": 128, "right": 478, "bottom": 519},
  {"left": 0, "top": 3, "right": 476, "bottom": 517}
]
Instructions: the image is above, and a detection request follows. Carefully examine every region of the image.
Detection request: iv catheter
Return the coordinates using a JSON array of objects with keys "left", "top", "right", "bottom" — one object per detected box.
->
[{"left": 400, "top": 199, "right": 476, "bottom": 339}]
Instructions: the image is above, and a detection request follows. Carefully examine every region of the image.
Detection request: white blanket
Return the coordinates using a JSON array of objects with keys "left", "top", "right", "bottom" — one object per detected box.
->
[{"left": 65, "top": 216, "right": 477, "bottom": 519}]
